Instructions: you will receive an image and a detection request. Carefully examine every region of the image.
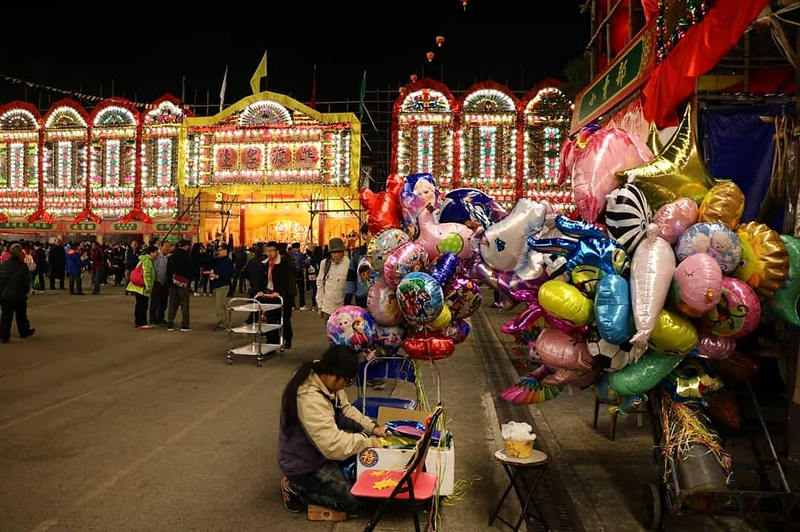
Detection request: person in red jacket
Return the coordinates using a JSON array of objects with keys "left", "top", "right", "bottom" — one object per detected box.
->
[{"left": 90, "top": 242, "right": 104, "bottom": 295}]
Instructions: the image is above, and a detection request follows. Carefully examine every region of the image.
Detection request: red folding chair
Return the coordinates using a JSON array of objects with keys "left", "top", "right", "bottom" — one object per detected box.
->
[{"left": 351, "top": 404, "right": 444, "bottom": 532}]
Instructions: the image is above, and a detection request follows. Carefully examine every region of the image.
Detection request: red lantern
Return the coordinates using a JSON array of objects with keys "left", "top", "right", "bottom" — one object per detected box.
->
[
  {"left": 410, "top": 74, "right": 418, "bottom": 83},
  {"left": 426, "top": 51, "right": 434, "bottom": 63},
  {"left": 435, "top": 36, "right": 444, "bottom": 47}
]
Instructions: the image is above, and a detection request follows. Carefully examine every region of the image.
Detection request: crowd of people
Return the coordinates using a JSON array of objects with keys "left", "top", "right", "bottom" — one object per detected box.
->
[{"left": 0, "top": 224, "right": 373, "bottom": 347}]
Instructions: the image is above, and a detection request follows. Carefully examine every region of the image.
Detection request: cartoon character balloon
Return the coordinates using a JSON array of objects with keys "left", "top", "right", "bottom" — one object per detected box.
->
[
  {"left": 569, "top": 127, "right": 653, "bottom": 223},
  {"left": 675, "top": 222, "right": 741, "bottom": 274},
  {"left": 400, "top": 173, "right": 441, "bottom": 238},
  {"left": 661, "top": 357, "right": 724, "bottom": 403},
  {"left": 416, "top": 208, "right": 475, "bottom": 260},
  {"left": 374, "top": 324, "right": 407, "bottom": 355},
  {"left": 367, "top": 278, "right": 403, "bottom": 326},
  {"left": 396, "top": 272, "right": 444, "bottom": 324},
  {"left": 652, "top": 197, "right": 699, "bottom": 244},
  {"left": 704, "top": 277, "right": 761, "bottom": 338},
  {"left": 443, "top": 319, "right": 470, "bottom": 344},
  {"left": 383, "top": 241, "right": 428, "bottom": 287},
  {"left": 734, "top": 221, "right": 789, "bottom": 299},
  {"left": 326, "top": 306, "right": 376, "bottom": 351},
  {"left": 767, "top": 235, "right": 800, "bottom": 326},
  {"left": 368, "top": 229, "right": 410, "bottom": 272},
  {"left": 444, "top": 277, "right": 483, "bottom": 320},
  {"left": 670, "top": 253, "right": 723, "bottom": 317},
  {"left": 480, "top": 199, "right": 547, "bottom": 272},
  {"left": 630, "top": 225, "right": 676, "bottom": 354},
  {"left": 438, "top": 188, "right": 507, "bottom": 226}
]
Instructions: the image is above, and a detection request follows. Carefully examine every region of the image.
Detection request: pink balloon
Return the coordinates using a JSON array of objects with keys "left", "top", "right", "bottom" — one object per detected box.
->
[
  {"left": 696, "top": 330, "right": 736, "bottom": 360},
  {"left": 533, "top": 328, "right": 593, "bottom": 370},
  {"left": 382, "top": 241, "right": 428, "bottom": 287},
  {"left": 630, "top": 224, "right": 676, "bottom": 354},
  {"left": 704, "top": 277, "right": 761, "bottom": 339},
  {"left": 542, "top": 367, "right": 601, "bottom": 387},
  {"left": 570, "top": 128, "right": 653, "bottom": 223},
  {"left": 672, "top": 253, "right": 723, "bottom": 317},
  {"left": 653, "top": 198, "right": 699, "bottom": 244},
  {"left": 367, "top": 279, "right": 403, "bottom": 326},
  {"left": 416, "top": 208, "right": 475, "bottom": 261}
]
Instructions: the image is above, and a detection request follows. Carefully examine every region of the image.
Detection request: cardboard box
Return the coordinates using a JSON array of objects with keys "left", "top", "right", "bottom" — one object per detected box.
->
[{"left": 356, "top": 406, "right": 455, "bottom": 496}]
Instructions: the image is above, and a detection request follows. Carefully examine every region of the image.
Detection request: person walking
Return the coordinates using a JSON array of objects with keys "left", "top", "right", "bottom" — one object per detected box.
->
[
  {"left": 48, "top": 238, "right": 66, "bottom": 290},
  {"left": 166, "top": 239, "right": 194, "bottom": 331},
  {"left": 263, "top": 241, "right": 295, "bottom": 349},
  {"left": 231, "top": 244, "right": 248, "bottom": 296},
  {"left": 32, "top": 242, "right": 47, "bottom": 293},
  {"left": 124, "top": 240, "right": 140, "bottom": 286},
  {"left": 66, "top": 243, "right": 84, "bottom": 295},
  {"left": 127, "top": 245, "right": 158, "bottom": 329},
  {"left": 210, "top": 243, "right": 233, "bottom": 331},
  {"left": 316, "top": 238, "right": 350, "bottom": 321},
  {"left": 90, "top": 242, "right": 104, "bottom": 295},
  {"left": 289, "top": 242, "right": 307, "bottom": 310},
  {"left": 0, "top": 244, "right": 35, "bottom": 342},
  {"left": 149, "top": 241, "right": 172, "bottom": 326}
]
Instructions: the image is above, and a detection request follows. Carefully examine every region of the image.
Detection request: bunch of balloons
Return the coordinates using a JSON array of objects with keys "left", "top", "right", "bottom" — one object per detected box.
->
[{"left": 500, "top": 110, "right": 800, "bottom": 430}]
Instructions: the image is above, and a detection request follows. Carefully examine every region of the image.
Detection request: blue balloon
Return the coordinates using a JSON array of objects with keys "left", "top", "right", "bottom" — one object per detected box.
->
[
  {"left": 438, "top": 188, "right": 506, "bottom": 225},
  {"left": 428, "top": 253, "right": 460, "bottom": 286},
  {"left": 396, "top": 272, "right": 444, "bottom": 324},
  {"left": 594, "top": 274, "right": 633, "bottom": 344}
]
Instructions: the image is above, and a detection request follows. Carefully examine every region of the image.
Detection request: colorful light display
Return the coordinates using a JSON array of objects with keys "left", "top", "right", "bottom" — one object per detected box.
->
[
  {"left": 141, "top": 97, "right": 183, "bottom": 218},
  {"left": 0, "top": 104, "right": 40, "bottom": 219},
  {"left": 42, "top": 102, "right": 88, "bottom": 218}
]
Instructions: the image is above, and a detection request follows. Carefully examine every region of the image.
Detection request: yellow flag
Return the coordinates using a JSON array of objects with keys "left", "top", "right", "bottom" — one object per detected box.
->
[{"left": 250, "top": 52, "right": 267, "bottom": 94}]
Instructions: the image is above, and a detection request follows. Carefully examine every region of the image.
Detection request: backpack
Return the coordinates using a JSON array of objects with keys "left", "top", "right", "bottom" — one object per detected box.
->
[{"left": 130, "top": 262, "right": 145, "bottom": 287}]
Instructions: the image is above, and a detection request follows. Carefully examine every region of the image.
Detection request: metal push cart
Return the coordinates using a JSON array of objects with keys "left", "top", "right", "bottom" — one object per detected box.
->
[
  {"left": 225, "top": 296, "right": 284, "bottom": 366},
  {"left": 641, "top": 385, "right": 798, "bottom": 531}
]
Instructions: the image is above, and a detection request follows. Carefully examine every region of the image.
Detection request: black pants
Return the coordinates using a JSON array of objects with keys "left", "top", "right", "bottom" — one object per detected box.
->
[
  {"left": 149, "top": 281, "right": 168, "bottom": 324},
  {"left": 295, "top": 273, "right": 305, "bottom": 308},
  {"left": 49, "top": 274, "right": 65, "bottom": 290},
  {"left": 167, "top": 286, "right": 190, "bottom": 328},
  {"left": 69, "top": 275, "right": 82, "bottom": 295},
  {"left": 0, "top": 300, "right": 32, "bottom": 341},
  {"left": 34, "top": 271, "right": 45, "bottom": 291},
  {"left": 92, "top": 270, "right": 102, "bottom": 294},
  {"left": 114, "top": 269, "right": 124, "bottom": 286},
  {"left": 231, "top": 270, "right": 246, "bottom": 295},
  {"left": 310, "top": 284, "right": 317, "bottom": 309},
  {"left": 288, "top": 460, "right": 360, "bottom": 514},
  {"left": 134, "top": 293, "right": 149, "bottom": 326}
]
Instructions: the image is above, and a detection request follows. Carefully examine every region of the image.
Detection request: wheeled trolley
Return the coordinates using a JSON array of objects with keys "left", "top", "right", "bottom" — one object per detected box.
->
[{"left": 226, "top": 296, "right": 284, "bottom": 366}]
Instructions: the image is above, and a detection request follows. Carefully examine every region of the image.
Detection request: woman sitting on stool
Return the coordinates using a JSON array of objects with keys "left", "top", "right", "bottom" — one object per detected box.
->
[{"left": 278, "top": 345, "right": 388, "bottom": 515}]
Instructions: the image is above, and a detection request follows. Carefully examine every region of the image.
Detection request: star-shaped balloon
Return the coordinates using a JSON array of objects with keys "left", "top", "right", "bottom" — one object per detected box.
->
[{"left": 616, "top": 104, "right": 715, "bottom": 210}]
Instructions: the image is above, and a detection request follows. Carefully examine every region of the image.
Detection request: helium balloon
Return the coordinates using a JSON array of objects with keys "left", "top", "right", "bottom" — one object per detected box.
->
[
  {"left": 698, "top": 181, "right": 745, "bottom": 229},
  {"left": 538, "top": 280, "right": 594, "bottom": 327},
  {"left": 652, "top": 197, "right": 699, "bottom": 244},
  {"left": 374, "top": 324, "right": 407, "bottom": 355},
  {"left": 403, "top": 333, "right": 454, "bottom": 360},
  {"left": 587, "top": 337, "right": 635, "bottom": 372},
  {"left": 616, "top": 103, "right": 715, "bottom": 209},
  {"left": 429, "top": 304, "right": 452, "bottom": 329},
  {"left": 396, "top": 272, "right": 444, "bottom": 324},
  {"left": 734, "top": 221, "right": 789, "bottom": 299},
  {"left": 360, "top": 186, "right": 402, "bottom": 234},
  {"left": 500, "top": 297, "right": 589, "bottom": 336},
  {"left": 534, "top": 328, "right": 593, "bottom": 370},
  {"left": 471, "top": 260, "right": 546, "bottom": 303},
  {"left": 696, "top": 330, "right": 735, "bottom": 360},
  {"left": 368, "top": 229, "right": 410, "bottom": 272},
  {"left": 704, "top": 277, "right": 761, "bottom": 338},
  {"left": 605, "top": 183, "right": 652, "bottom": 254},
  {"left": 428, "top": 252, "right": 460, "bottom": 286},
  {"left": 501, "top": 366, "right": 563, "bottom": 404},
  {"left": 326, "top": 306, "right": 376, "bottom": 351},
  {"left": 767, "top": 235, "right": 800, "bottom": 326},
  {"left": 438, "top": 188, "right": 507, "bottom": 225},
  {"left": 630, "top": 225, "right": 676, "bottom": 354},
  {"left": 416, "top": 208, "right": 475, "bottom": 260},
  {"left": 662, "top": 358, "right": 724, "bottom": 403},
  {"left": 670, "top": 253, "right": 723, "bottom": 317},
  {"left": 716, "top": 351, "right": 759, "bottom": 383},
  {"left": 571, "top": 264, "right": 604, "bottom": 298},
  {"left": 367, "top": 278, "right": 403, "bottom": 326},
  {"left": 400, "top": 173, "right": 441, "bottom": 238},
  {"left": 609, "top": 350, "right": 685, "bottom": 396},
  {"left": 675, "top": 222, "right": 741, "bottom": 274},
  {"left": 444, "top": 277, "right": 482, "bottom": 319},
  {"left": 594, "top": 274, "right": 633, "bottom": 345},
  {"left": 648, "top": 309, "right": 698, "bottom": 356},
  {"left": 528, "top": 216, "right": 629, "bottom": 278},
  {"left": 570, "top": 127, "right": 653, "bottom": 223},
  {"left": 704, "top": 391, "right": 742, "bottom": 430},
  {"left": 515, "top": 248, "right": 546, "bottom": 282},
  {"left": 443, "top": 319, "right": 470, "bottom": 344},
  {"left": 542, "top": 367, "right": 601, "bottom": 388},
  {"left": 383, "top": 241, "right": 428, "bottom": 287},
  {"left": 480, "top": 199, "right": 547, "bottom": 271}
]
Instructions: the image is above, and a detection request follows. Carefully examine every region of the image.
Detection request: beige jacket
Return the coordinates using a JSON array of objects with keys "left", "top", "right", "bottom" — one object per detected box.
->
[
  {"left": 316, "top": 256, "right": 350, "bottom": 315},
  {"left": 297, "top": 371, "right": 376, "bottom": 461}
]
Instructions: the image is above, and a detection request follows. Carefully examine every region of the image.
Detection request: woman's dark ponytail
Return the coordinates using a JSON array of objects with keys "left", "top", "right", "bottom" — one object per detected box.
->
[{"left": 281, "top": 360, "right": 317, "bottom": 430}]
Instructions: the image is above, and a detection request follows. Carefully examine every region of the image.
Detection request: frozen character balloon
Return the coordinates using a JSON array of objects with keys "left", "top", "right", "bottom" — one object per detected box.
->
[
  {"left": 400, "top": 173, "right": 441, "bottom": 238},
  {"left": 326, "top": 306, "right": 375, "bottom": 351},
  {"left": 349, "top": 317, "right": 371, "bottom": 351}
]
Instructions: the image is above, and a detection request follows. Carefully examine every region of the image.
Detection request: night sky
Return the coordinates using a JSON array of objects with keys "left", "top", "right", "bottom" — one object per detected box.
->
[{"left": 0, "top": 2, "right": 589, "bottom": 109}]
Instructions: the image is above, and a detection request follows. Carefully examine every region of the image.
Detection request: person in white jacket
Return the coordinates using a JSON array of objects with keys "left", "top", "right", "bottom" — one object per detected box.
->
[{"left": 316, "top": 238, "right": 350, "bottom": 320}]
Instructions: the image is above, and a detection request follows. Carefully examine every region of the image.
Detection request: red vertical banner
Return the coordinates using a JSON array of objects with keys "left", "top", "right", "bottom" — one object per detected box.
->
[
  {"left": 134, "top": 121, "right": 143, "bottom": 212},
  {"left": 239, "top": 204, "right": 246, "bottom": 246},
  {"left": 318, "top": 212, "right": 325, "bottom": 247}
]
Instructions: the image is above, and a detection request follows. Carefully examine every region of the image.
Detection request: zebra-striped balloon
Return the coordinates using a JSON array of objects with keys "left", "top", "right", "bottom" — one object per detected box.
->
[{"left": 605, "top": 184, "right": 652, "bottom": 254}]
